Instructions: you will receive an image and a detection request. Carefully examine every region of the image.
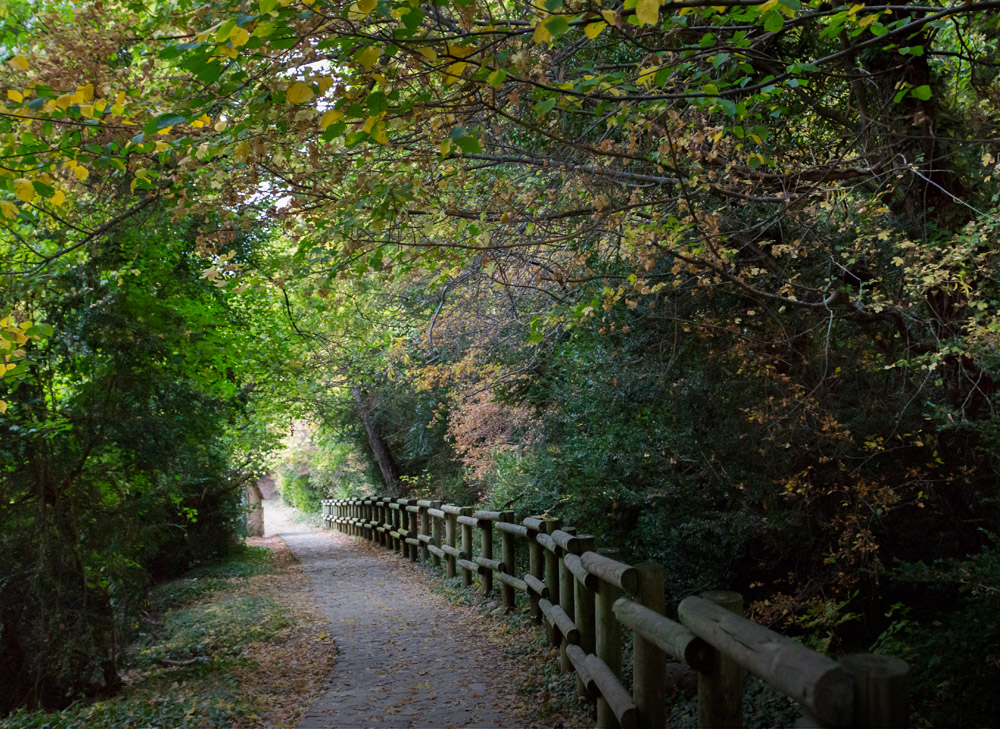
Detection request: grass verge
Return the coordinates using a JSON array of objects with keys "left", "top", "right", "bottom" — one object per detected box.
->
[{"left": 3, "top": 537, "right": 335, "bottom": 729}]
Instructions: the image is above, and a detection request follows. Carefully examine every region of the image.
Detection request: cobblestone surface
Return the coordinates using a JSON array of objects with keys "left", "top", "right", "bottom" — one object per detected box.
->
[{"left": 264, "top": 500, "right": 524, "bottom": 729}]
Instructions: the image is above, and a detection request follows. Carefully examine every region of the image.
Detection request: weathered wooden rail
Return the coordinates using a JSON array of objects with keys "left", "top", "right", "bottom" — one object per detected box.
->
[{"left": 321, "top": 497, "right": 909, "bottom": 729}]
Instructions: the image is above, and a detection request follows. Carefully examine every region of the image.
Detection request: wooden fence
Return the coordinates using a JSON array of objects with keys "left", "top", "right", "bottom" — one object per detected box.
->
[{"left": 321, "top": 497, "right": 909, "bottom": 729}]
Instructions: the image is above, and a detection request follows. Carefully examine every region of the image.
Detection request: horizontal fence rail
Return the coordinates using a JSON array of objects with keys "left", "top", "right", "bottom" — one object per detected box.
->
[{"left": 321, "top": 497, "right": 909, "bottom": 729}]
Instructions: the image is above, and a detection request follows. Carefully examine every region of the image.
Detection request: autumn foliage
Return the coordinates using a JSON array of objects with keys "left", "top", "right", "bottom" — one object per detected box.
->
[{"left": 3, "top": 0, "right": 1000, "bottom": 722}]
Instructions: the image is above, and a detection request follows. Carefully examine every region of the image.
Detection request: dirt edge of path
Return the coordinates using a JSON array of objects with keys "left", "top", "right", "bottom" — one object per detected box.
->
[{"left": 241, "top": 535, "right": 339, "bottom": 728}]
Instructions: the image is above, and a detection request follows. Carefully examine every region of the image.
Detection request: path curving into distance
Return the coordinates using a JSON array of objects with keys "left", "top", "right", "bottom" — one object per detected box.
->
[{"left": 264, "top": 499, "right": 524, "bottom": 729}]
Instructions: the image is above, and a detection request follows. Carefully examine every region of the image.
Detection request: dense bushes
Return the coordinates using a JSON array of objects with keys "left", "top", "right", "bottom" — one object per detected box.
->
[
  {"left": 299, "top": 258, "right": 1000, "bottom": 723},
  {"left": 0, "top": 211, "right": 273, "bottom": 713}
]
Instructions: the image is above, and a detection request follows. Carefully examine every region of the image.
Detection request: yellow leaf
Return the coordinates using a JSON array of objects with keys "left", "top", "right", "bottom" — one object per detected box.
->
[
  {"left": 443, "top": 62, "right": 467, "bottom": 84},
  {"left": 214, "top": 120, "right": 228, "bottom": 132},
  {"left": 320, "top": 108, "right": 344, "bottom": 130},
  {"left": 230, "top": 25, "right": 250, "bottom": 47},
  {"left": 286, "top": 81, "right": 313, "bottom": 104},
  {"left": 13, "top": 178, "right": 34, "bottom": 202},
  {"left": 447, "top": 43, "right": 474, "bottom": 58},
  {"left": 110, "top": 104, "right": 125, "bottom": 116},
  {"left": 0, "top": 200, "right": 17, "bottom": 219},
  {"left": 584, "top": 22, "right": 605, "bottom": 39},
  {"left": 440, "top": 139, "right": 453, "bottom": 156},
  {"left": 7, "top": 89, "right": 23, "bottom": 103},
  {"left": 758, "top": 0, "right": 780, "bottom": 13},
  {"left": 0, "top": 400, "right": 7, "bottom": 414},
  {"left": 115, "top": 90, "right": 127, "bottom": 105},
  {"left": 73, "top": 165, "right": 89, "bottom": 180},
  {"left": 50, "top": 189, "right": 65, "bottom": 206},
  {"left": 371, "top": 122, "right": 388, "bottom": 145},
  {"left": 8, "top": 56, "right": 28, "bottom": 71},
  {"left": 77, "top": 84, "right": 94, "bottom": 101},
  {"left": 601, "top": 9, "right": 616, "bottom": 24},
  {"left": 417, "top": 46, "right": 437, "bottom": 61},
  {"left": 532, "top": 19, "right": 552, "bottom": 44},
  {"left": 355, "top": 46, "right": 381, "bottom": 71},
  {"left": 234, "top": 141, "right": 251, "bottom": 162},
  {"left": 635, "top": 0, "right": 661, "bottom": 26},
  {"left": 356, "top": 0, "right": 376, "bottom": 14},
  {"left": 317, "top": 76, "right": 335, "bottom": 93}
]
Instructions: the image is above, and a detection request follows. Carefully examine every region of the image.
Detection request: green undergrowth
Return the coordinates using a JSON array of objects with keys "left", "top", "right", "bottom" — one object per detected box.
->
[{"left": 3, "top": 545, "right": 288, "bottom": 729}]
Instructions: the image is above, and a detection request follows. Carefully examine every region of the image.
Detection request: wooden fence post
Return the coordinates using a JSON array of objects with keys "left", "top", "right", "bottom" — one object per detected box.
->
[
  {"left": 558, "top": 528, "right": 579, "bottom": 672},
  {"left": 526, "top": 517, "right": 545, "bottom": 623},
  {"left": 460, "top": 506, "right": 474, "bottom": 587},
  {"left": 446, "top": 508, "right": 458, "bottom": 579},
  {"left": 393, "top": 498, "right": 406, "bottom": 556},
  {"left": 596, "top": 547, "right": 624, "bottom": 729},
  {"left": 406, "top": 501, "right": 419, "bottom": 562},
  {"left": 430, "top": 501, "right": 443, "bottom": 568},
  {"left": 840, "top": 654, "right": 909, "bottom": 729},
  {"left": 500, "top": 510, "right": 516, "bottom": 611},
  {"left": 543, "top": 518, "right": 561, "bottom": 643},
  {"left": 697, "top": 590, "right": 745, "bottom": 729},
  {"left": 480, "top": 516, "right": 494, "bottom": 597},
  {"left": 634, "top": 563, "right": 666, "bottom": 729},
  {"left": 418, "top": 502, "right": 431, "bottom": 563},
  {"left": 388, "top": 502, "right": 398, "bottom": 552},
  {"left": 574, "top": 536, "right": 596, "bottom": 700}
]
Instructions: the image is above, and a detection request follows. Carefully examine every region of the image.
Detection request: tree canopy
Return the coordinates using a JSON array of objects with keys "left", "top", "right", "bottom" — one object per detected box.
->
[{"left": 3, "top": 0, "right": 1000, "bottom": 723}]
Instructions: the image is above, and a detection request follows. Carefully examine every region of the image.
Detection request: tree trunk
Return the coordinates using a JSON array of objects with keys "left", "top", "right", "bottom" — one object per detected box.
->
[
  {"left": 246, "top": 482, "right": 264, "bottom": 537},
  {"left": 351, "top": 386, "right": 400, "bottom": 497}
]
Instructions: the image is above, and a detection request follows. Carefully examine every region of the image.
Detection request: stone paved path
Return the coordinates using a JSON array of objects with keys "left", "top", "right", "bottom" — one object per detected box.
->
[{"left": 264, "top": 499, "right": 524, "bottom": 729}]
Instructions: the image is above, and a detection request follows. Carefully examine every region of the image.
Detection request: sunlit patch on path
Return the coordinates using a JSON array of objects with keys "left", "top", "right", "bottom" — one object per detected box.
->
[{"left": 264, "top": 500, "right": 522, "bottom": 729}]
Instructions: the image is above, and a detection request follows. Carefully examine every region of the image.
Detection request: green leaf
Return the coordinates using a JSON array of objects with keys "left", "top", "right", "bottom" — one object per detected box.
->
[
  {"left": 26, "top": 324, "right": 53, "bottom": 338},
  {"left": 32, "top": 180, "right": 55, "bottom": 198},
  {"left": 714, "top": 98, "right": 736, "bottom": 116},
  {"left": 762, "top": 12, "right": 784, "bottom": 33},
  {"left": 911, "top": 85, "right": 932, "bottom": 101},
  {"left": 545, "top": 15, "right": 571, "bottom": 39},
  {"left": 534, "top": 97, "right": 557, "bottom": 115},
  {"left": 487, "top": 69, "right": 507, "bottom": 88},
  {"left": 454, "top": 136, "right": 482, "bottom": 154},
  {"left": 366, "top": 91, "right": 387, "bottom": 114},
  {"left": 143, "top": 114, "right": 186, "bottom": 135}
]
